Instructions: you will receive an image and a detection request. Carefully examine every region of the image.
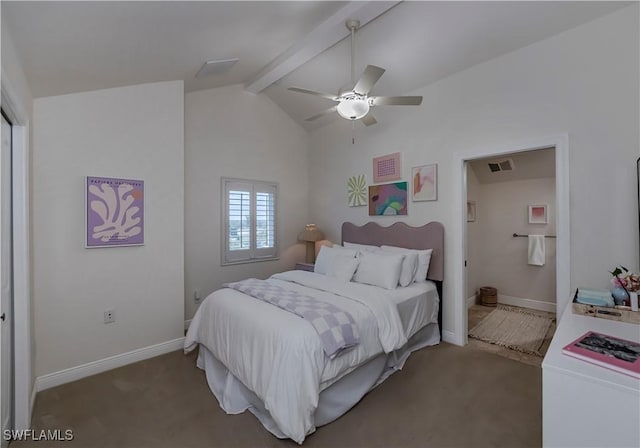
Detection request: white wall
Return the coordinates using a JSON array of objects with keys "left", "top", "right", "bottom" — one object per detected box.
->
[
  {"left": 308, "top": 5, "right": 639, "bottom": 337},
  {"left": 185, "top": 84, "right": 309, "bottom": 321},
  {"left": 468, "top": 177, "right": 556, "bottom": 305},
  {"left": 32, "top": 81, "right": 184, "bottom": 376}
]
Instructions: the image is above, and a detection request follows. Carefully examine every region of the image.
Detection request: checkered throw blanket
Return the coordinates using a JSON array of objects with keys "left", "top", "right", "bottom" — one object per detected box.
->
[{"left": 224, "top": 278, "right": 360, "bottom": 359}]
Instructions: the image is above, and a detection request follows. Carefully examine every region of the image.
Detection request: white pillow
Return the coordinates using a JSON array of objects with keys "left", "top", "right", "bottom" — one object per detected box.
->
[
  {"left": 353, "top": 251, "right": 404, "bottom": 290},
  {"left": 385, "top": 250, "right": 418, "bottom": 287},
  {"left": 380, "top": 245, "right": 433, "bottom": 283},
  {"left": 343, "top": 241, "right": 379, "bottom": 253},
  {"left": 314, "top": 246, "right": 359, "bottom": 282}
]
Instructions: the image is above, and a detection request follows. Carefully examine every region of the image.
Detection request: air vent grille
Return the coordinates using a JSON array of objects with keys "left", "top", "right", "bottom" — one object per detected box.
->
[
  {"left": 488, "top": 158, "right": 515, "bottom": 173},
  {"left": 499, "top": 160, "right": 513, "bottom": 171},
  {"left": 196, "top": 58, "right": 239, "bottom": 78}
]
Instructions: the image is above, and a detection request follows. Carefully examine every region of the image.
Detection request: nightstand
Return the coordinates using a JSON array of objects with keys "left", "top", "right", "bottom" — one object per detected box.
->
[{"left": 295, "top": 262, "right": 315, "bottom": 272}]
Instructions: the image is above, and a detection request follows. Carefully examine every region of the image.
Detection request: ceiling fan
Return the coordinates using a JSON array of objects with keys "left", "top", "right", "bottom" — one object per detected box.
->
[{"left": 288, "top": 19, "right": 423, "bottom": 126}]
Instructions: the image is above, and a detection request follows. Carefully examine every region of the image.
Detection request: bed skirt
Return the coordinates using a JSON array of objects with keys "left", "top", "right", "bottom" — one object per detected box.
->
[{"left": 196, "top": 322, "right": 440, "bottom": 442}]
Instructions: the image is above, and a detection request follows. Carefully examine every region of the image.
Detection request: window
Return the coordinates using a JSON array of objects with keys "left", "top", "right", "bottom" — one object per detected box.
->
[{"left": 222, "top": 178, "right": 277, "bottom": 264}]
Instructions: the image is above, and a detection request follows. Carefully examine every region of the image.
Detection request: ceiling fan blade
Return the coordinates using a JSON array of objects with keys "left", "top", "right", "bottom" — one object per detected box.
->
[
  {"left": 353, "top": 65, "right": 385, "bottom": 95},
  {"left": 370, "top": 96, "right": 423, "bottom": 106},
  {"left": 288, "top": 87, "right": 338, "bottom": 101},
  {"left": 305, "top": 106, "right": 337, "bottom": 122},
  {"left": 361, "top": 114, "right": 377, "bottom": 127}
]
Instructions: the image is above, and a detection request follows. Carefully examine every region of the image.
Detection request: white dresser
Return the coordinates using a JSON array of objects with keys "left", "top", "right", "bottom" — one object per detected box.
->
[{"left": 542, "top": 306, "right": 640, "bottom": 447}]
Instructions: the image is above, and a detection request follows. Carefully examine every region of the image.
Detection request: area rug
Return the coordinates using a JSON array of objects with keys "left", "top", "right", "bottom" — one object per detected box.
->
[{"left": 468, "top": 305, "right": 554, "bottom": 356}]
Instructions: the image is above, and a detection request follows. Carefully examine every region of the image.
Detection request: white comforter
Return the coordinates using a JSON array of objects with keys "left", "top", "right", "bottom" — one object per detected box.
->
[{"left": 184, "top": 270, "right": 410, "bottom": 443}]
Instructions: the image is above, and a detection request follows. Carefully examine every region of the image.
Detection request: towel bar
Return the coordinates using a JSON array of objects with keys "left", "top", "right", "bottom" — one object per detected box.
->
[{"left": 513, "top": 233, "right": 556, "bottom": 238}]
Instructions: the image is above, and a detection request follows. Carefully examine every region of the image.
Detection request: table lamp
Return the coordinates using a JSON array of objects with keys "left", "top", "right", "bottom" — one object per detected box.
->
[{"left": 298, "top": 224, "right": 325, "bottom": 263}]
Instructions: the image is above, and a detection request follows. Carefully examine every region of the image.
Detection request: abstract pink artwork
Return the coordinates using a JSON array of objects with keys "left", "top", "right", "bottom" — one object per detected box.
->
[
  {"left": 372, "top": 152, "right": 401, "bottom": 183},
  {"left": 528, "top": 205, "right": 547, "bottom": 224},
  {"left": 412, "top": 164, "right": 437, "bottom": 201},
  {"left": 369, "top": 182, "right": 408, "bottom": 216}
]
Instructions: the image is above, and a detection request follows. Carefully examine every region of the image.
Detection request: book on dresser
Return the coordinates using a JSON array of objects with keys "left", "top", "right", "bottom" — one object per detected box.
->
[{"left": 562, "top": 331, "right": 640, "bottom": 379}]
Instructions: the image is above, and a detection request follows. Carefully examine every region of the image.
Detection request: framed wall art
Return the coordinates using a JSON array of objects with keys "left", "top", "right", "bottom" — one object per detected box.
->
[
  {"left": 86, "top": 176, "right": 144, "bottom": 248},
  {"left": 372, "top": 152, "right": 401, "bottom": 183},
  {"left": 347, "top": 174, "right": 367, "bottom": 207},
  {"left": 528, "top": 204, "right": 547, "bottom": 224},
  {"left": 412, "top": 164, "right": 437, "bottom": 201},
  {"left": 369, "top": 181, "right": 408, "bottom": 216},
  {"left": 467, "top": 200, "right": 476, "bottom": 222}
]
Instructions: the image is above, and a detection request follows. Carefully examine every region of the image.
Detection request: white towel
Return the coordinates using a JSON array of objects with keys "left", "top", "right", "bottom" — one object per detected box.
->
[{"left": 528, "top": 235, "right": 545, "bottom": 266}]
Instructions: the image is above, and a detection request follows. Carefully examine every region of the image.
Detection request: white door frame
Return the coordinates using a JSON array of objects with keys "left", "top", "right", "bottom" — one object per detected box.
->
[
  {"left": 1, "top": 75, "right": 32, "bottom": 430},
  {"left": 451, "top": 135, "right": 570, "bottom": 345}
]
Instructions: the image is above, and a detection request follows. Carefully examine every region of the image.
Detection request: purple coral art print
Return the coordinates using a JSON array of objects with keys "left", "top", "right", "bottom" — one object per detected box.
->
[{"left": 86, "top": 176, "right": 144, "bottom": 248}]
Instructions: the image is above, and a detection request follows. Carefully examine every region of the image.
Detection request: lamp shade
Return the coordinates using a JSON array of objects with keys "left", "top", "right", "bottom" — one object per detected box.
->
[{"left": 298, "top": 224, "right": 324, "bottom": 242}]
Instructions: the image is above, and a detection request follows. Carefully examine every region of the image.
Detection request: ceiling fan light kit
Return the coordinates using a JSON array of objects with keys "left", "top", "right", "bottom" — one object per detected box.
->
[
  {"left": 336, "top": 94, "right": 370, "bottom": 120},
  {"left": 288, "top": 18, "right": 423, "bottom": 127}
]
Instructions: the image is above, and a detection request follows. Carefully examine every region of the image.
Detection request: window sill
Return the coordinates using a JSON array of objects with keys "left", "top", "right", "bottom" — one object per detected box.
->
[{"left": 221, "top": 257, "right": 280, "bottom": 267}]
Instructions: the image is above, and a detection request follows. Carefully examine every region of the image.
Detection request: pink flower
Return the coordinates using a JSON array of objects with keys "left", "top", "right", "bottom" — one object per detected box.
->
[{"left": 610, "top": 265, "right": 640, "bottom": 292}]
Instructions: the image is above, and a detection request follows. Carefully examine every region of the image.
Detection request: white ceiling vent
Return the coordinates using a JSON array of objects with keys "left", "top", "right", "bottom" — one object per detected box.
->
[
  {"left": 488, "top": 158, "right": 515, "bottom": 173},
  {"left": 196, "top": 58, "right": 239, "bottom": 78}
]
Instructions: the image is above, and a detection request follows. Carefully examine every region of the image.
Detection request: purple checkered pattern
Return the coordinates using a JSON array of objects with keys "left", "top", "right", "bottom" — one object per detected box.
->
[{"left": 224, "top": 278, "right": 360, "bottom": 359}]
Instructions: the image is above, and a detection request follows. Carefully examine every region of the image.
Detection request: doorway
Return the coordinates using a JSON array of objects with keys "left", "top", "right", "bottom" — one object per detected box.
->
[
  {"left": 451, "top": 135, "right": 570, "bottom": 346},
  {"left": 1, "top": 110, "right": 14, "bottom": 447},
  {"left": 465, "top": 148, "right": 557, "bottom": 363},
  {"left": 466, "top": 148, "right": 557, "bottom": 311}
]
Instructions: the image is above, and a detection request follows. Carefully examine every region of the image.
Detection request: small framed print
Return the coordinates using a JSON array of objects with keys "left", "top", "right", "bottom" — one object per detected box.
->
[
  {"left": 467, "top": 200, "right": 476, "bottom": 222},
  {"left": 412, "top": 164, "right": 437, "bottom": 201},
  {"left": 347, "top": 174, "right": 367, "bottom": 207},
  {"left": 372, "top": 152, "right": 401, "bottom": 183},
  {"left": 528, "top": 204, "right": 547, "bottom": 224}
]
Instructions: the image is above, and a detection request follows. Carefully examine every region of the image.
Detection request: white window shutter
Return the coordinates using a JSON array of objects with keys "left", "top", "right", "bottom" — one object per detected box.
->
[{"left": 222, "top": 178, "right": 278, "bottom": 264}]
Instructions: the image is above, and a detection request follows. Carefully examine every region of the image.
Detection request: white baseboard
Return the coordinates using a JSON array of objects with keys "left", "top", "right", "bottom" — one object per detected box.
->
[
  {"left": 184, "top": 319, "right": 192, "bottom": 331},
  {"left": 35, "top": 337, "right": 185, "bottom": 392},
  {"left": 498, "top": 294, "right": 556, "bottom": 313},
  {"left": 467, "top": 295, "right": 476, "bottom": 308}
]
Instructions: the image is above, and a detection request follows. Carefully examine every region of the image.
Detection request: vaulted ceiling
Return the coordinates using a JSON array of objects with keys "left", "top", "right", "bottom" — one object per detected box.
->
[{"left": 2, "top": 1, "right": 629, "bottom": 130}]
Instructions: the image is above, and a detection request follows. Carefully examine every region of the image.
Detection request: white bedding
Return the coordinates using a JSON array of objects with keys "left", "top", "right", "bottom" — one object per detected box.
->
[
  {"left": 390, "top": 280, "right": 439, "bottom": 338},
  {"left": 184, "top": 270, "right": 439, "bottom": 443}
]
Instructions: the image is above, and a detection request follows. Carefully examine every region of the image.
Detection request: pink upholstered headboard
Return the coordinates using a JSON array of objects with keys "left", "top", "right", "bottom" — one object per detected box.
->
[{"left": 341, "top": 221, "right": 444, "bottom": 282}]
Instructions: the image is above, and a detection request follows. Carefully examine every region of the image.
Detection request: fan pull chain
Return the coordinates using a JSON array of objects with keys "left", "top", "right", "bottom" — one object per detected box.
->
[{"left": 352, "top": 121, "right": 355, "bottom": 145}]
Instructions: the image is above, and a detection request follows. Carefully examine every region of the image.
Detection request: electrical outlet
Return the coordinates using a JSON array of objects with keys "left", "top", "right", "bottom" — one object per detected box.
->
[
  {"left": 194, "top": 289, "right": 202, "bottom": 303},
  {"left": 104, "top": 309, "right": 115, "bottom": 324}
]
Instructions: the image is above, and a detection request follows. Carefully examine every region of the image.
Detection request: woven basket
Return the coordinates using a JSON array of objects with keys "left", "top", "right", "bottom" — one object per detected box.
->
[{"left": 480, "top": 286, "right": 498, "bottom": 307}]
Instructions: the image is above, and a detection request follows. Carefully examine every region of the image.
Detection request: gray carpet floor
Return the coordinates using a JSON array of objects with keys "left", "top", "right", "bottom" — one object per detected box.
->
[{"left": 14, "top": 342, "right": 542, "bottom": 448}]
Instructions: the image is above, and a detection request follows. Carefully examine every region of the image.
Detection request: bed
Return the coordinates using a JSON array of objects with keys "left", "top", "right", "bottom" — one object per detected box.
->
[{"left": 184, "top": 221, "right": 444, "bottom": 443}]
